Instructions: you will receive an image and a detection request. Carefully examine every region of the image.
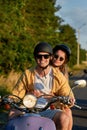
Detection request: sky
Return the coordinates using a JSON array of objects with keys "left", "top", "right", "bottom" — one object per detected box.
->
[{"left": 56, "top": 0, "right": 87, "bottom": 50}]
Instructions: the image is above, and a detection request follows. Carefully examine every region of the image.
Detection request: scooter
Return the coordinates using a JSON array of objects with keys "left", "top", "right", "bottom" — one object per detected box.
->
[{"left": 0, "top": 79, "right": 86, "bottom": 130}]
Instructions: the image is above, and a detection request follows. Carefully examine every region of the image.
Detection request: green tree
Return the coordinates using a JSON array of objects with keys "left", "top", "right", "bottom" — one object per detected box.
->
[
  {"left": 0, "top": 0, "right": 62, "bottom": 74},
  {"left": 58, "top": 24, "right": 78, "bottom": 67},
  {"left": 0, "top": 0, "right": 86, "bottom": 74}
]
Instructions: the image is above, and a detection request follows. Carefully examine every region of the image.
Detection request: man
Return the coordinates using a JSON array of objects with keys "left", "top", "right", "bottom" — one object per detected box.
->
[{"left": 10, "top": 42, "right": 75, "bottom": 130}]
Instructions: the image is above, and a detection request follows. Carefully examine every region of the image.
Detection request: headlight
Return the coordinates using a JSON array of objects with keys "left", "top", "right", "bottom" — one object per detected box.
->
[{"left": 23, "top": 94, "right": 37, "bottom": 108}]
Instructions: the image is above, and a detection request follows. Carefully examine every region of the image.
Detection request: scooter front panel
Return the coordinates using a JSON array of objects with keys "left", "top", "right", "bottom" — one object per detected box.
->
[{"left": 5, "top": 116, "right": 56, "bottom": 130}]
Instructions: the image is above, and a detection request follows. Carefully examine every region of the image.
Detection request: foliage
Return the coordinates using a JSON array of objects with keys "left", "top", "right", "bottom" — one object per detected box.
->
[
  {"left": 58, "top": 24, "right": 78, "bottom": 67},
  {"left": 80, "top": 48, "right": 86, "bottom": 64},
  {"left": 0, "top": 0, "right": 86, "bottom": 74}
]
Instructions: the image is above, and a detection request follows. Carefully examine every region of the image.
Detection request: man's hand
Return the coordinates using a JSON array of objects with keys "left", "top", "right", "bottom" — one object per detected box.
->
[
  {"left": 68, "top": 97, "right": 75, "bottom": 107},
  {"left": 8, "top": 109, "right": 24, "bottom": 120},
  {"left": 33, "top": 89, "right": 43, "bottom": 97}
]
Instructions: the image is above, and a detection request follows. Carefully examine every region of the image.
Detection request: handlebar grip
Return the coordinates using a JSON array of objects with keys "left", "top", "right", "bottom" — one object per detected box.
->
[{"left": 74, "top": 104, "right": 82, "bottom": 109}]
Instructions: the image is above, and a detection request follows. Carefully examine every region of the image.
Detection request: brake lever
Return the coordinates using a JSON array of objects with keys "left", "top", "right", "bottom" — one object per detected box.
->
[{"left": 74, "top": 104, "right": 82, "bottom": 109}]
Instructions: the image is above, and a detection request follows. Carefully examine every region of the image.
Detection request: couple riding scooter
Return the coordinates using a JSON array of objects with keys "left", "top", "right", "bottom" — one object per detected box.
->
[{"left": 7, "top": 42, "right": 75, "bottom": 130}]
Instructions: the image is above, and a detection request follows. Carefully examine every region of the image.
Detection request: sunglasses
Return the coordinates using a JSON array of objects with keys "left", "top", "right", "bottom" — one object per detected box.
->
[
  {"left": 54, "top": 55, "right": 64, "bottom": 61},
  {"left": 36, "top": 54, "right": 50, "bottom": 59}
]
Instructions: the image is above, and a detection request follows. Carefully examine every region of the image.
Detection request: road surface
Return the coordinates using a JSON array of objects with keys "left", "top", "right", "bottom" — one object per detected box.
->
[{"left": 70, "top": 70, "right": 87, "bottom": 130}]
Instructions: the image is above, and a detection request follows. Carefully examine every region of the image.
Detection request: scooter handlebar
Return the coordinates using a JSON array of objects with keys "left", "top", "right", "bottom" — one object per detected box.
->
[{"left": 0, "top": 94, "right": 82, "bottom": 113}]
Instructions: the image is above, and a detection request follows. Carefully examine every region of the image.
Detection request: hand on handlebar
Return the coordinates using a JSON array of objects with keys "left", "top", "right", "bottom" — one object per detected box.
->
[
  {"left": 69, "top": 97, "right": 76, "bottom": 107},
  {"left": 58, "top": 96, "right": 75, "bottom": 110},
  {"left": 9, "top": 108, "right": 24, "bottom": 120}
]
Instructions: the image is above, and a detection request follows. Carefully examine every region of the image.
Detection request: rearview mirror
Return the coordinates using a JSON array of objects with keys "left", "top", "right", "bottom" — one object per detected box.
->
[{"left": 74, "top": 80, "right": 86, "bottom": 88}]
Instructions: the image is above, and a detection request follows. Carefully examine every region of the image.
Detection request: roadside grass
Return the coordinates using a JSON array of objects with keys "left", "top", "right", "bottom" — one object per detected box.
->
[
  {"left": 0, "top": 70, "right": 21, "bottom": 95},
  {"left": 0, "top": 70, "right": 21, "bottom": 130}
]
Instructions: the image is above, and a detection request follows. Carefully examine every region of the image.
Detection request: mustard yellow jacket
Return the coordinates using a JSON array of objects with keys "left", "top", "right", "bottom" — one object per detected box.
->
[{"left": 12, "top": 66, "right": 74, "bottom": 100}]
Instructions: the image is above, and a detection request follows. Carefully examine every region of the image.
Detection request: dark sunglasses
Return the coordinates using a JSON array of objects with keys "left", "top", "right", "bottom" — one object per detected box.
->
[
  {"left": 54, "top": 55, "right": 64, "bottom": 61},
  {"left": 36, "top": 54, "right": 50, "bottom": 59}
]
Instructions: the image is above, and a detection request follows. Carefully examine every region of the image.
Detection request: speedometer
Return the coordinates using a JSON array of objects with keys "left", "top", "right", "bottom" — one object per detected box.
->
[{"left": 23, "top": 94, "right": 37, "bottom": 108}]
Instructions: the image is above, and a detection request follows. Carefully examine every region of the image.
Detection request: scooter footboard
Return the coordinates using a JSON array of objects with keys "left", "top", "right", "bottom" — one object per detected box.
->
[{"left": 5, "top": 116, "right": 56, "bottom": 130}]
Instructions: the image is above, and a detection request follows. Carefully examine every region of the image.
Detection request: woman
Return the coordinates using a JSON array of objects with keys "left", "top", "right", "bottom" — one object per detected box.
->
[
  {"left": 52, "top": 44, "right": 73, "bottom": 130},
  {"left": 52, "top": 44, "right": 71, "bottom": 80}
]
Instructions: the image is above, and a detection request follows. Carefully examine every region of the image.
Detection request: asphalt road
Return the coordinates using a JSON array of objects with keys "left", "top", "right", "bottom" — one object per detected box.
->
[{"left": 70, "top": 70, "right": 87, "bottom": 130}]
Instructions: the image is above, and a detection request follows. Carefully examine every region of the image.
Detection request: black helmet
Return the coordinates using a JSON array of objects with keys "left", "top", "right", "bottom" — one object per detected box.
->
[
  {"left": 34, "top": 42, "right": 53, "bottom": 56},
  {"left": 53, "top": 44, "right": 71, "bottom": 61}
]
